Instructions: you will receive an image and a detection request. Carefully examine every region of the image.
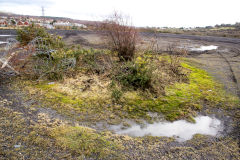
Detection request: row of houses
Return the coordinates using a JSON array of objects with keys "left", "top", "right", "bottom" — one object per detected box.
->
[
  {"left": 0, "top": 20, "right": 29, "bottom": 27},
  {"left": 0, "top": 16, "right": 87, "bottom": 29}
]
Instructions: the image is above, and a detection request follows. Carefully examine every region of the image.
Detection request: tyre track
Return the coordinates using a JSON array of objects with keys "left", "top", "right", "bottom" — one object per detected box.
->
[{"left": 217, "top": 51, "right": 240, "bottom": 97}]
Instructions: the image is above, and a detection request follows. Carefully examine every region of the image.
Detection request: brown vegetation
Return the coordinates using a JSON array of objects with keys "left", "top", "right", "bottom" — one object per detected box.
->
[{"left": 101, "top": 12, "right": 138, "bottom": 61}]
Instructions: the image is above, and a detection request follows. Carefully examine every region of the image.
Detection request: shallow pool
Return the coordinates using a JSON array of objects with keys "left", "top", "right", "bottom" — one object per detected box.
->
[
  {"left": 111, "top": 116, "right": 222, "bottom": 142},
  {"left": 0, "top": 35, "right": 16, "bottom": 37},
  {"left": 190, "top": 45, "right": 218, "bottom": 51},
  {"left": 0, "top": 41, "right": 7, "bottom": 44}
]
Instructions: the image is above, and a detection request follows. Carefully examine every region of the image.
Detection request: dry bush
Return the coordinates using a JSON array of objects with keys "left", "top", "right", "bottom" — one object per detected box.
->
[
  {"left": 101, "top": 12, "right": 138, "bottom": 61},
  {"left": 75, "top": 48, "right": 113, "bottom": 75},
  {"left": 167, "top": 44, "right": 188, "bottom": 75},
  {"left": 146, "top": 32, "right": 161, "bottom": 54},
  {"left": 112, "top": 54, "right": 189, "bottom": 96},
  {"left": 147, "top": 55, "right": 189, "bottom": 96}
]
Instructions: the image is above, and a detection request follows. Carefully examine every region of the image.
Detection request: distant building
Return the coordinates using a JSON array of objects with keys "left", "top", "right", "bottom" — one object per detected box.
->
[
  {"left": 42, "top": 24, "right": 54, "bottom": 29},
  {"left": 17, "top": 21, "right": 24, "bottom": 26},
  {"left": 73, "top": 23, "right": 87, "bottom": 28},
  {"left": 0, "top": 21, "right": 8, "bottom": 27},
  {"left": 24, "top": 21, "right": 29, "bottom": 25},
  {"left": 54, "top": 22, "right": 72, "bottom": 26}
]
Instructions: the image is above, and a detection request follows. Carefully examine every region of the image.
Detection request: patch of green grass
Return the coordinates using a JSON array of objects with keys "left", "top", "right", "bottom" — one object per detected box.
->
[
  {"left": 35, "top": 83, "right": 86, "bottom": 105},
  {"left": 120, "top": 62, "right": 239, "bottom": 121},
  {"left": 210, "top": 27, "right": 235, "bottom": 31},
  {"left": 19, "top": 81, "right": 124, "bottom": 124},
  {"left": 49, "top": 125, "right": 122, "bottom": 159},
  {"left": 181, "top": 63, "right": 239, "bottom": 106}
]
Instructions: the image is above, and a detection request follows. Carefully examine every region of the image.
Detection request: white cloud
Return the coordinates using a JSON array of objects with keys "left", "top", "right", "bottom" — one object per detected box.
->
[{"left": 0, "top": 0, "right": 240, "bottom": 27}]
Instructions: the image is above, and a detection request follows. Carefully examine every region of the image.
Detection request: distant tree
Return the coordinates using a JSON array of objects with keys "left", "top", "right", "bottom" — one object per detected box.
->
[
  {"left": 205, "top": 26, "right": 213, "bottom": 29},
  {"left": 11, "top": 19, "right": 16, "bottom": 25},
  {"left": 50, "top": 19, "right": 57, "bottom": 25}
]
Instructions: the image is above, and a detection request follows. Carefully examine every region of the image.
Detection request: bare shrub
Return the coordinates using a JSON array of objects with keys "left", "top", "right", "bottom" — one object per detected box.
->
[
  {"left": 146, "top": 32, "right": 161, "bottom": 54},
  {"left": 167, "top": 44, "right": 188, "bottom": 75},
  {"left": 79, "top": 49, "right": 113, "bottom": 74},
  {"left": 101, "top": 12, "right": 138, "bottom": 61}
]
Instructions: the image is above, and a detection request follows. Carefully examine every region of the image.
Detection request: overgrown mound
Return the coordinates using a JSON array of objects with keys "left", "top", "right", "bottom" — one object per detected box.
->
[
  {"left": 16, "top": 44, "right": 239, "bottom": 124},
  {"left": 13, "top": 23, "right": 239, "bottom": 124}
]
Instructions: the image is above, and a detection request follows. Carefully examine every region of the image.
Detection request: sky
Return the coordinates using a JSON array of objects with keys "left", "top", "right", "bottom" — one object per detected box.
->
[{"left": 0, "top": 0, "right": 240, "bottom": 27}]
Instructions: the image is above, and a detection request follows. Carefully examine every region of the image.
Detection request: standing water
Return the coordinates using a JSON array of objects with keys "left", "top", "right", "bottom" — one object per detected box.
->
[
  {"left": 0, "top": 35, "right": 16, "bottom": 37},
  {"left": 0, "top": 34, "right": 16, "bottom": 45},
  {"left": 190, "top": 45, "right": 218, "bottom": 51},
  {"left": 0, "top": 41, "right": 8, "bottom": 44},
  {"left": 111, "top": 116, "right": 222, "bottom": 142}
]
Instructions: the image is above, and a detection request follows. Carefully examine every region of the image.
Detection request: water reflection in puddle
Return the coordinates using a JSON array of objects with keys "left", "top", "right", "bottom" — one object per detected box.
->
[
  {"left": 0, "top": 35, "right": 16, "bottom": 37},
  {"left": 0, "top": 41, "right": 7, "bottom": 44},
  {"left": 111, "top": 116, "right": 222, "bottom": 142},
  {"left": 190, "top": 45, "right": 218, "bottom": 51}
]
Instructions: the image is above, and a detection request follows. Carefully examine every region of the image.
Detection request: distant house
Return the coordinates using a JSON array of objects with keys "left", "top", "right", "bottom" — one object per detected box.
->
[
  {"left": 42, "top": 24, "right": 54, "bottom": 29},
  {"left": 24, "top": 21, "right": 29, "bottom": 25},
  {"left": 35, "top": 23, "right": 41, "bottom": 27},
  {"left": 54, "top": 22, "right": 72, "bottom": 27},
  {"left": 1, "top": 16, "right": 7, "bottom": 20},
  {"left": 0, "top": 21, "right": 8, "bottom": 27},
  {"left": 17, "top": 21, "right": 24, "bottom": 26},
  {"left": 74, "top": 23, "right": 87, "bottom": 28}
]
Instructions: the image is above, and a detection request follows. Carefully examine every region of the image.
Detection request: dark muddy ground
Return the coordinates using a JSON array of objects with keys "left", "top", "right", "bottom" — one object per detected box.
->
[{"left": 0, "top": 29, "right": 239, "bottom": 159}]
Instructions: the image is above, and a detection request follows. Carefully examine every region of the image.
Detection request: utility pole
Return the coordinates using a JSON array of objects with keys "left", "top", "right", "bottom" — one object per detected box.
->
[
  {"left": 42, "top": 6, "right": 45, "bottom": 24},
  {"left": 42, "top": 6, "right": 45, "bottom": 17}
]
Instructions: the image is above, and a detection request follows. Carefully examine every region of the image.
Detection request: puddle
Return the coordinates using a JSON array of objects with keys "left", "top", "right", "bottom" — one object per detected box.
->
[
  {"left": 0, "top": 41, "right": 7, "bottom": 44},
  {"left": 0, "top": 35, "right": 16, "bottom": 37},
  {"left": 190, "top": 45, "right": 218, "bottom": 51},
  {"left": 111, "top": 116, "right": 222, "bottom": 142}
]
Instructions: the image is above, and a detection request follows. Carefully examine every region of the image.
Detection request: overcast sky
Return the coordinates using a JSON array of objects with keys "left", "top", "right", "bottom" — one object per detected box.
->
[{"left": 0, "top": 0, "right": 240, "bottom": 27}]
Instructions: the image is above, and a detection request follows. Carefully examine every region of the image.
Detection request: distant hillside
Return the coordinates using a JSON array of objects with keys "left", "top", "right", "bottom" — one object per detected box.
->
[{"left": 0, "top": 11, "right": 100, "bottom": 26}]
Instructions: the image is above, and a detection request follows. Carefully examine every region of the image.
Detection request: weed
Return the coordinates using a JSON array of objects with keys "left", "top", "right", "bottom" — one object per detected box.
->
[
  {"left": 113, "top": 60, "right": 152, "bottom": 90},
  {"left": 77, "top": 48, "right": 113, "bottom": 74},
  {"left": 111, "top": 88, "right": 123, "bottom": 103},
  {"left": 49, "top": 125, "right": 122, "bottom": 158}
]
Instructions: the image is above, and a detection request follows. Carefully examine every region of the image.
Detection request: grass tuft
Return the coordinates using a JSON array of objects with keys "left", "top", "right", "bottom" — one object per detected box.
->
[{"left": 49, "top": 125, "right": 122, "bottom": 158}]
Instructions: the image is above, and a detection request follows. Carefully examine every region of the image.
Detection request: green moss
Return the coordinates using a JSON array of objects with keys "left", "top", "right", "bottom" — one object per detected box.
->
[
  {"left": 49, "top": 125, "right": 122, "bottom": 159},
  {"left": 181, "top": 63, "right": 239, "bottom": 106},
  {"left": 120, "top": 62, "right": 239, "bottom": 121},
  {"left": 35, "top": 83, "right": 83, "bottom": 106}
]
